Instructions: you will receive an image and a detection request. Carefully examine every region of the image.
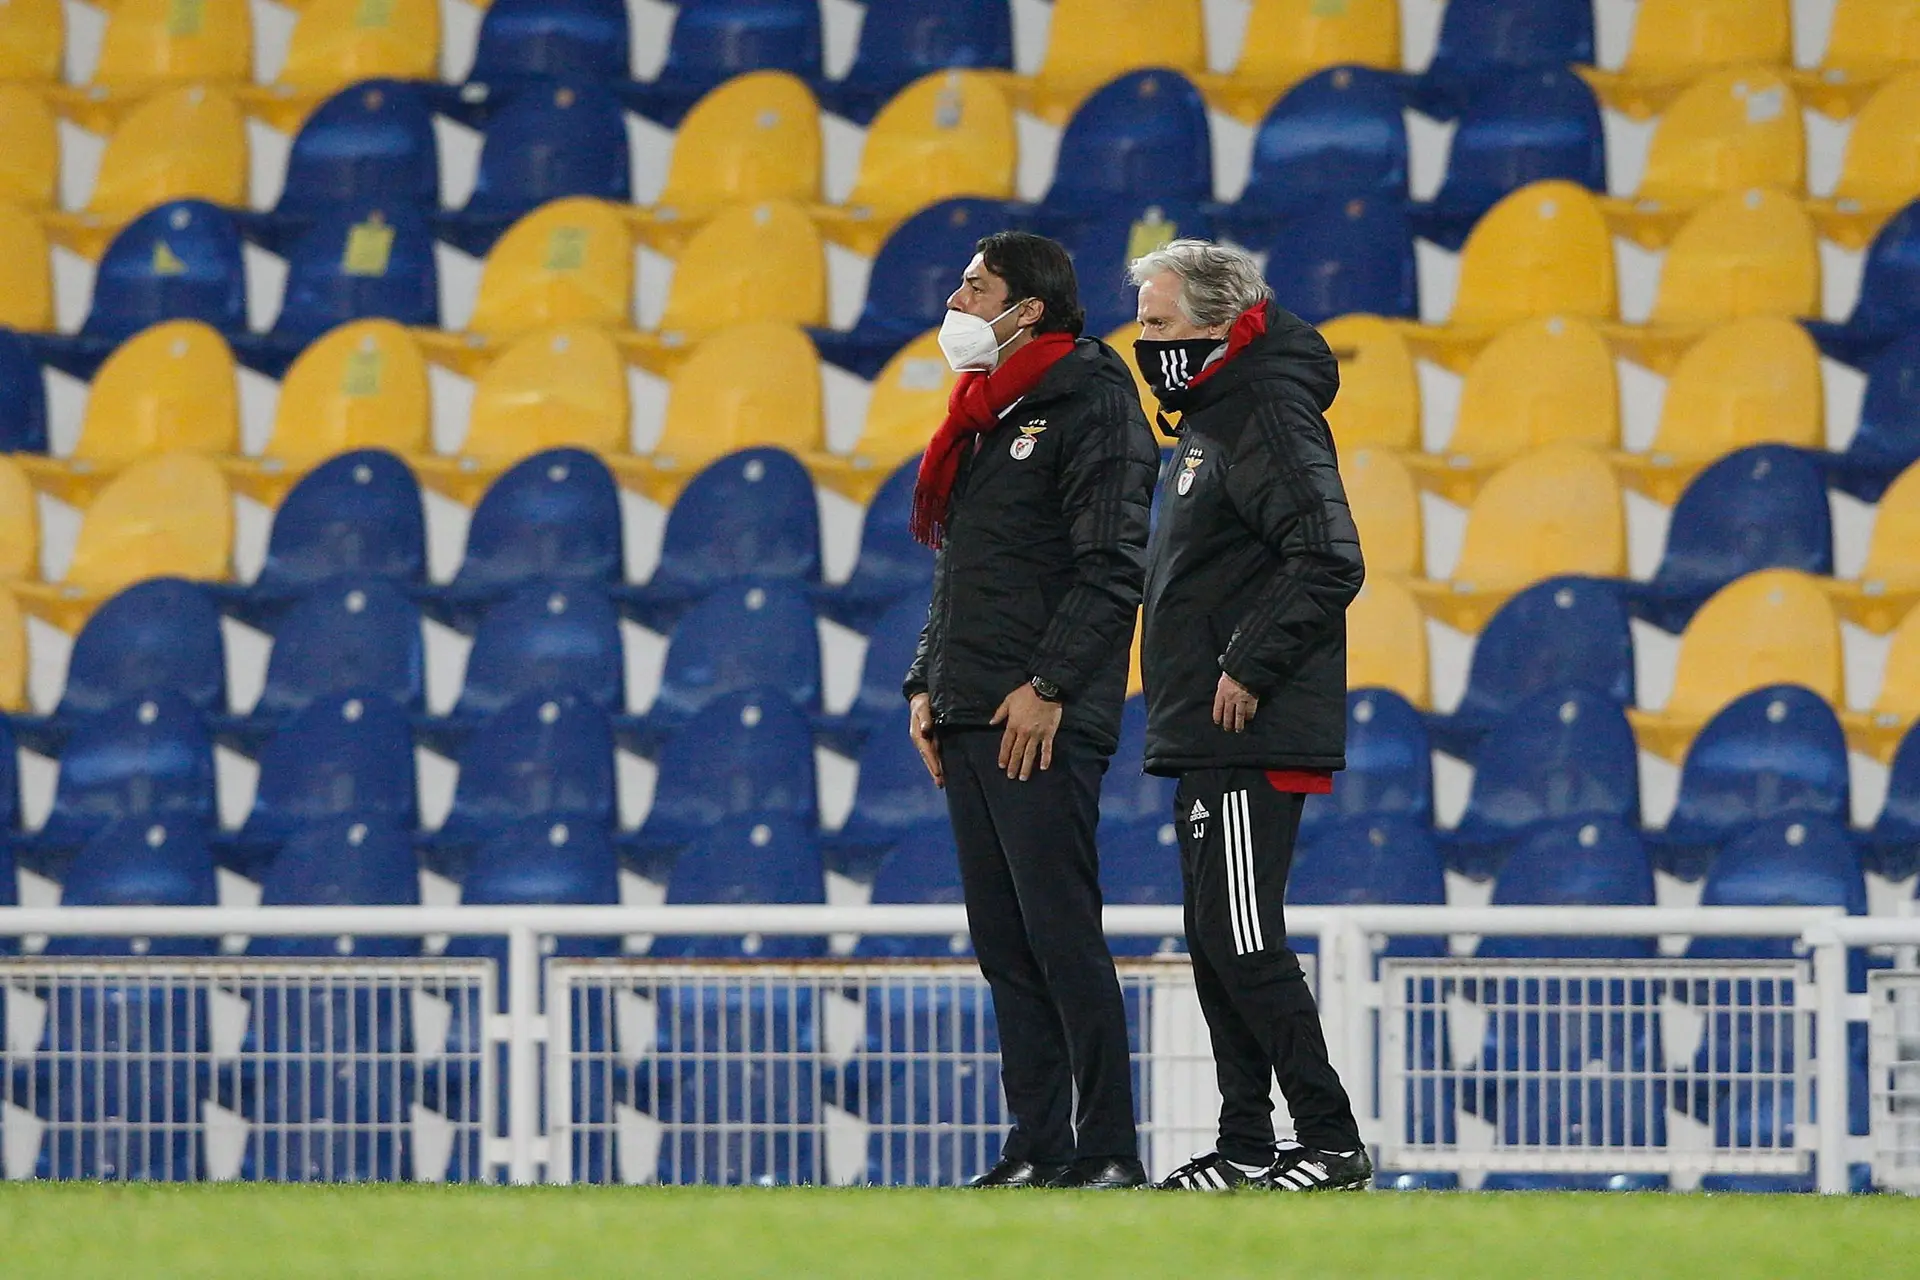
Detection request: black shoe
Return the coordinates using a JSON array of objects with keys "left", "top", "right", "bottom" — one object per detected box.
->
[
  {"left": 1154, "top": 1150, "right": 1262, "bottom": 1191},
  {"left": 1046, "top": 1156, "right": 1148, "bottom": 1189},
  {"left": 1255, "top": 1146, "right": 1373, "bottom": 1192},
  {"left": 967, "top": 1156, "right": 1071, "bottom": 1187}
]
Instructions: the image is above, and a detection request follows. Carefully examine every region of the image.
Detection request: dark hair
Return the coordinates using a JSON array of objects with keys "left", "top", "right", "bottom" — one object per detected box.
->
[{"left": 975, "top": 230, "right": 1085, "bottom": 337}]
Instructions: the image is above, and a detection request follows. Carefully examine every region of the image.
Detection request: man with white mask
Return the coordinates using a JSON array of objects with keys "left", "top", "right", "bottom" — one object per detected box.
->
[{"left": 902, "top": 231, "right": 1159, "bottom": 1189}]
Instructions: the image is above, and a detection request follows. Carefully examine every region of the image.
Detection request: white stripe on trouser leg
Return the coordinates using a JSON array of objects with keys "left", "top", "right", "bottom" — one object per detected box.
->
[
  {"left": 1233, "top": 789, "right": 1265, "bottom": 952},
  {"left": 1220, "top": 791, "right": 1250, "bottom": 955}
]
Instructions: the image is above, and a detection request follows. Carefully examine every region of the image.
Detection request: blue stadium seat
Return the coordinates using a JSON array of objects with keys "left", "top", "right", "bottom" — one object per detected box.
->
[
  {"left": 10, "top": 578, "right": 225, "bottom": 755},
  {"left": 1648, "top": 685, "right": 1850, "bottom": 882},
  {"left": 654, "top": 814, "right": 827, "bottom": 958},
  {"left": 1038, "top": 70, "right": 1212, "bottom": 224},
  {"left": 817, "top": 0, "right": 1014, "bottom": 125},
  {"left": 1479, "top": 819, "right": 1656, "bottom": 959},
  {"left": 1425, "top": 577, "right": 1634, "bottom": 761},
  {"left": 816, "top": 460, "right": 934, "bottom": 631},
  {"left": 0, "top": 715, "right": 17, "bottom": 838},
  {"left": 250, "top": 815, "right": 422, "bottom": 958},
  {"left": 214, "top": 450, "right": 427, "bottom": 631},
  {"left": 1301, "top": 689, "right": 1433, "bottom": 842},
  {"left": 1864, "top": 723, "right": 1920, "bottom": 879},
  {"left": 419, "top": 448, "right": 624, "bottom": 633},
  {"left": 1103, "top": 694, "right": 1174, "bottom": 825},
  {"left": 1220, "top": 67, "right": 1406, "bottom": 235},
  {"left": 1097, "top": 814, "right": 1183, "bottom": 957},
  {"left": 466, "top": 0, "right": 632, "bottom": 106},
  {"left": 617, "top": 447, "right": 821, "bottom": 633},
  {"left": 1806, "top": 199, "right": 1920, "bottom": 370},
  {"left": 1695, "top": 816, "right": 1867, "bottom": 923},
  {"left": 644, "top": 582, "right": 822, "bottom": 731},
  {"left": 1822, "top": 331, "right": 1920, "bottom": 502},
  {"left": 1410, "top": 68, "right": 1605, "bottom": 250},
  {"left": 855, "top": 821, "right": 971, "bottom": 959},
  {"left": 446, "top": 819, "right": 621, "bottom": 963},
  {"left": 431, "top": 583, "right": 624, "bottom": 755},
  {"left": 234, "top": 204, "right": 439, "bottom": 378},
  {"left": 1057, "top": 199, "right": 1214, "bottom": 334},
  {"left": 1623, "top": 446, "right": 1833, "bottom": 636},
  {"left": 819, "top": 585, "right": 932, "bottom": 754},
  {"left": 0, "top": 326, "right": 47, "bottom": 452},
  {"left": 229, "top": 578, "right": 424, "bottom": 750},
  {"left": 811, "top": 200, "right": 1022, "bottom": 379},
  {"left": 19, "top": 693, "right": 215, "bottom": 882},
  {"left": 423, "top": 692, "right": 614, "bottom": 880},
  {"left": 1413, "top": 0, "right": 1596, "bottom": 120},
  {"left": 1257, "top": 196, "right": 1417, "bottom": 324},
  {"left": 1289, "top": 816, "right": 1446, "bottom": 957},
  {"left": 821, "top": 711, "right": 949, "bottom": 880},
  {"left": 257, "top": 80, "right": 439, "bottom": 254},
  {"left": 220, "top": 692, "right": 418, "bottom": 881},
  {"left": 624, "top": 688, "right": 817, "bottom": 879},
  {"left": 626, "top": 0, "right": 823, "bottom": 126},
  {"left": 48, "top": 819, "right": 219, "bottom": 953},
  {"left": 437, "top": 83, "right": 631, "bottom": 257},
  {"left": 1444, "top": 686, "right": 1640, "bottom": 880}
]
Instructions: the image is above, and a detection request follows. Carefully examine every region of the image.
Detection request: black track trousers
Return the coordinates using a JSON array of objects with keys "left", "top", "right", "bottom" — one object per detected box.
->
[
  {"left": 1174, "top": 768, "right": 1362, "bottom": 1164},
  {"left": 942, "top": 730, "right": 1139, "bottom": 1163}
]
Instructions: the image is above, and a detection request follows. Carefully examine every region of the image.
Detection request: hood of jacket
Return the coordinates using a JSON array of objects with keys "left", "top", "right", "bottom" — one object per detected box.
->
[{"left": 1182, "top": 301, "right": 1340, "bottom": 416}]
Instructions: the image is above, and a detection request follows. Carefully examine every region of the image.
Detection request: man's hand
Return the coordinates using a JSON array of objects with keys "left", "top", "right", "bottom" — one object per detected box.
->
[
  {"left": 991, "top": 683, "right": 1064, "bottom": 781},
  {"left": 908, "top": 692, "right": 944, "bottom": 788},
  {"left": 1213, "top": 672, "right": 1259, "bottom": 733}
]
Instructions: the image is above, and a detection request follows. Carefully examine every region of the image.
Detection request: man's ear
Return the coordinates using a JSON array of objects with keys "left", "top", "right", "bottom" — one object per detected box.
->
[{"left": 1017, "top": 297, "right": 1047, "bottom": 330}]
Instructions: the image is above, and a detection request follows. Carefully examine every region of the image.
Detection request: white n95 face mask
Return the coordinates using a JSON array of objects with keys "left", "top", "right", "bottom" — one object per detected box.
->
[{"left": 937, "top": 300, "right": 1027, "bottom": 373}]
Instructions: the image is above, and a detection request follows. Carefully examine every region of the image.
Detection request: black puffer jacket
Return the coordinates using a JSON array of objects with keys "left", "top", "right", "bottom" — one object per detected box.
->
[
  {"left": 1140, "top": 303, "right": 1365, "bottom": 776},
  {"left": 903, "top": 338, "right": 1159, "bottom": 756}
]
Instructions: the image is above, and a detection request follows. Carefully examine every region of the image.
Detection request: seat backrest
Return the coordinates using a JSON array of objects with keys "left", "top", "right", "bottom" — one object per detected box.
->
[
  {"left": 74, "top": 319, "right": 239, "bottom": 466},
  {"left": 845, "top": 70, "right": 1016, "bottom": 215},
  {"left": 1063, "top": 198, "right": 1211, "bottom": 334},
  {"left": 1637, "top": 68, "right": 1803, "bottom": 206},
  {"left": 1653, "top": 316, "right": 1822, "bottom": 458},
  {"left": 1343, "top": 448, "right": 1424, "bottom": 577},
  {"left": 466, "top": 82, "right": 630, "bottom": 217},
  {"left": 858, "top": 820, "right": 971, "bottom": 957},
  {"left": 1425, "top": 0, "right": 1593, "bottom": 96},
  {"left": 652, "top": 322, "right": 825, "bottom": 468},
  {"left": 66, "top": 452, "right": 233, "bottom": 596},
  {"left": 457, "top": 582, "right": 624, "bottom": 719},
  {"left": 1289, "top": 815, "right": 1445, "bottom": 906},
  {"left": 1652, "top": 188, "right": 1819, "bottom": 327},
  {"left": 450, "top": 692, "right": 616, "bottom": 829},
  {"left": 854, "top": 199, "right": 1009, "bottom": 334},
  {"left": 1459, "top": 685, "right": 1640, "bottom": 836},
  {"left": 471, "top": 0, "right": 630, "bottom": 84},
  {"left": 87, "top": 84, "right": 247, "bottom": 223},
  {"left": 1103, "top": 693, "right": 1173, "bottom": 823},
  {"left": 456, "top": 448, "right": 623, "bottom": 590},
  {"left": 657, "top": 70, "right": 821, "bottom": 211},
  {"left": 1313, "top": 687, "right": 1432, "bottom": 829},
  {"left": 1318, "top": 315, "right": 1418, "bottom": 450},
  {"left": 659, "top": 201, "right": 827, "bottom": 335},
  {"left": 0, "top": 0, "right": 62, "bottom": 82},
  {"left": 848, "top": 711, "right": 952, "bottom": 833},
  {"left": 1450, "top": 315, "right": 1617, "bottom": 455},
  {"left": 1455, "top": 576, "right": 1635, "bottom": 725},
  {"left": 252, "top": 815, "right": 421, "bottom": 957},
  {"left": 1449, "top": 180, "right": 1615, "bottom": 327},
  {"left": 0, "top": 84, "right": 56, "bottom": 209},
  {"left": 270, "top": 319, "right": 431, "bottom": 464},
  {"left": 654, "top": 447, "right": 820, "bottom": 588},
  {"left": 256, "top": 577, "right": 424, "bottom": 718},
  {"left": 657, "top": 814, "right": 825, "bottom": 957},
  {"left": 50, "top": 691, "right": 215, "bottom": 833},
  {"left": 1668, "top": 570, "right": 1842, "bottom": 719},
  {"left": 1655, "top": 444, "right": 1832, "bottom": 586},
  {"left": 274, "top": 203, "right": 439, "bottom": 346},
  {"left": 656, "top": 0, "right": 822, "bottom": 95},
  {"left": 1823, "top": 0, "right": 1920, "bottom": 65},
  {"left": 93, "top": 0, "right": 253, "bottom": 90},
  {"left": 1849, "top": 335, "right": 1920, "bottom": 488},
  {"left": 460, "top": 815, "right": 619, "bottom": 904},
  {"left": 1881, "top": 716, "right": 1920, "bottom": 842},
  {"left": 0, "top": 328, "right": 45, "bottom": 454},
  {"left": 0, "top": 586, "right": 23, "bottom": 713},
  {"left": 59, "top": 578, "right": 225, "bottom": 719},
  {"left": 464, "top": 323, "right": 628, "bottom": 462},
  {"left": 278, "top": 0, "right": 439, "bottom": 88},
  {"left": 257, "top": 448, "right": 426, "bottom": 591},
  {"left": 1035, "top": 0, "right": 1206, "bottom": 86},
  {"left": 655, "top": 582, "right": 820, "bottom": 718},
  {"left": 55, "top": 820, "right": 217, "bottom": 944},
  {"left": 648, "top": 687, "right": 817, "bottom": 834},
  {"left": 837, "top": 0, "right": 1014, "bottom": 107},
  {"left": 1874, "top": 603, "right": 1920, "bottom": 720},
  {"left": 0, "top": 456, "right": 37, "bottom": 581},
  {"left": 856, "top": 329, "right": 958, "bottom": 466},
  {"left": 278, "top": 80, "right": 440, "bottom": 217},
  {"left": 850, "top": 588, "right": 934, "bottom": 719},
  {"left": 845, "top": 460, "right": 936, "bottom": 597},
  {"left": 1669, "top": 684, "right": 1849, "bottom": 836},
  {"left": 1263, "top": 196, "right": 1416, "bottom": 323},
  {"left": 1240, "top": 66, "right": 1407, "bottom": 218},
  {"left": 469, "top": 197, "right": 632, "bottom": 337},
  {"left": 1345, "top": 574, "right": 1428, "bottom": 706},
  {"left": 1096, "top": 813, "right": 1181, "bottom": 906},
  {"left": 249, "top": 691, "right": 418, "bottom": 834},
  {"left": 1697, "top": 815, "right": 1863, "bottom": 912},
  {"left": 1046, "top": 69, "right": 1211, "bottom": 212},
  {"left": 0, "top": 201, "right": 50, "bottom": 330},
  {"left": 1430, "top": 68, "right": 1604, "bottom": 242},
  {"left": 1862, "top": 457, "right": 1920, "bottom": 588},
  {"left": 1840, "top": 200, "right": 1920, "bottom": 341},
  {"left": 84, "top": 200, "right": 246, "bottom": 344},
  {"left": 1480, "top": 817, "right": 1655, "bottom": 959},
  {"left": 1453, "top": 444, "right": 1625, "bottom": 590},
  {"left": 1835, "top": 70, "right": 1920, "bottom": 208},
  {"left": 0, "top": 705, "right": 17, "bottom": 822},
  {"left": 1617, "top": 0, "right": 1789, "bottom": 78}
]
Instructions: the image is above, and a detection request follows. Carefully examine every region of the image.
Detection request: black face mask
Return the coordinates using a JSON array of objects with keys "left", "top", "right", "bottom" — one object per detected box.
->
[{"left": 1133, "top": 337, "right": 1224, "bottom": 406}]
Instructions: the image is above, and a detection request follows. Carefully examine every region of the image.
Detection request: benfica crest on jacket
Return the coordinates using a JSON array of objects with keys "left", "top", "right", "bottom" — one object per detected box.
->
[
  {"left": 1011, "top": 420, "right": 1047, "bottom": 460},
  {"left": 1177, "top": 448, "right": 1203, "bottom": 495}
]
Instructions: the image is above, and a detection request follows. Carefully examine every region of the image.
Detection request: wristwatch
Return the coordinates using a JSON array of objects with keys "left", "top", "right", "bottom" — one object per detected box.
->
[{"left": 1029, "top": 675, "right": 1062, "bottom": 703}]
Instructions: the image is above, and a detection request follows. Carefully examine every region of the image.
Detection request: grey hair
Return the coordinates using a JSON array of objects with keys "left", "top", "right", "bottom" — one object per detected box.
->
[{"left": 1126, "top": 239, "right": 1273, "bottom": 328}]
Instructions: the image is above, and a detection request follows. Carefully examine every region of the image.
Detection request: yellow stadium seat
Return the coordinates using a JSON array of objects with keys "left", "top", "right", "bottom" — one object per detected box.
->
[
  {"left": 1611, "top": 316, "right": 1821, "bottom": 505},
  {"left": 1806, "top": 70, "right": 1920, "bottom": 250},
  {"left": 1629, "top": 570, "right": 1841, "bottom": 761},
  {"left": 1822, "top": 461, "right": 1920, "bottom": 636},
  {"left": 609, "top": 321, "right": 825, "bottom": 506},
  {"left": 1347, "top": 577, "right": 1429, "bottom": 707},
  {"left": 0, "top": 456, "right": 38, "bottom": 582},
  {"left": 1600, "top": 68, "right": 1805, "bottom": 250},
  {"left": 11, "top": 452, "right": 233, "bottom": 633},
  {"left": 0, "top": 0, "right": 64, "bottom": 82},
  {"left": 1343, "top": 446, "right": 1421, "bottom": 581},
  {"left": 0, "top": 585, "right": 23, "bottom": 712},
  {"left": 811, "top": 328, "right": 951, "bottom": 505},
  {"left": 1196, "top": 0, "right": 1401, "bottom": 123},
  {"left": 221, "top": 319, "right": 431, "bottom": 505},
  {"left": 1404, "top": 316, "right": 1617, "bottom": 507},
  {"left": 1407, "top": 445, "right": 1625, "bottom": 633},
  {"left": 0, "top": 85, "right": 59, "bottom": 209},
  {"left": 631, "top": 72, "right": 822, "bottom": 254},
  {"left": 1127, "top": 607, "right": 1144, "bottom": 698},
  {"left": 418, "top": 197, "right": 634, "bottom": 376},
  {"left": 1578, "top": 0, "right": 1791, "bottom": 120},
  {"left": 814, "top": 70, "right": 1015, "bottom": 257},
  {"left": 415, "top": 324, "right": 630, "bottom": 505},
  {"left": 1843, "top": 601, "right": 1920, "bottom": 761},
  {"left": 1320, "top": 315, "right": 1419, "bottom": 452},
  {"left": 41, "top": 85, "right": 248, "bottom": 260},
  {"left": 1014, "top": 0, "right": 1207, "bottom": 125},
  {"left": 619, "top": 200, "right": 827, "bottom": 374},
  {"left": 17, "top": 320, "right": 239, "bottom": 507},
  {"left": 1790, "top": 0, "right": 1920, "bottom": 117},
  {"left": 0, "top": 200, "right": 54, "bottom": 331},
  {"left": 46, "top": 0, "right": 254, "bottom": 132},
  {"left": 1604, "top": 187, "right": 1820, "bottom": 374},
  {"left": 1401, "top": 181, "right": 1615, "bottom": 371},
  {"left": 236, "top": 0, "right": 441, "bottom": 133}
]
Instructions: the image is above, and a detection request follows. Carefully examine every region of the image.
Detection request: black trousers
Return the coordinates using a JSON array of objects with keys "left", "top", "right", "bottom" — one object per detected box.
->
[
  {"left": 942, "top": 730, "right": 1138, "bottom": 1163},
  {"left": 1175, "top": 768, "right": 1362, "bottom": 1164}
]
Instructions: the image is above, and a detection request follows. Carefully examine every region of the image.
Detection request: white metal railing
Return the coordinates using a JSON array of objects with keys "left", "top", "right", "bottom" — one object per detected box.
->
[{"left": 0, "top": 904, "right": 1909, "bottom": 1193}]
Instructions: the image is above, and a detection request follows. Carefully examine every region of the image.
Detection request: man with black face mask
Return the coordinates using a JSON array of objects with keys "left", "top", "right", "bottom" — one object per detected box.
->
[{"left": 1129, "top": 240, "right": 1373, "bottom": 1192}]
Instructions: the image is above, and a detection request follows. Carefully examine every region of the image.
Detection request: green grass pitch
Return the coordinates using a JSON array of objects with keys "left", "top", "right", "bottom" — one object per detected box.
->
[{"left": 1, "top": 1185, "right": 1914, "bottom": 1278}]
